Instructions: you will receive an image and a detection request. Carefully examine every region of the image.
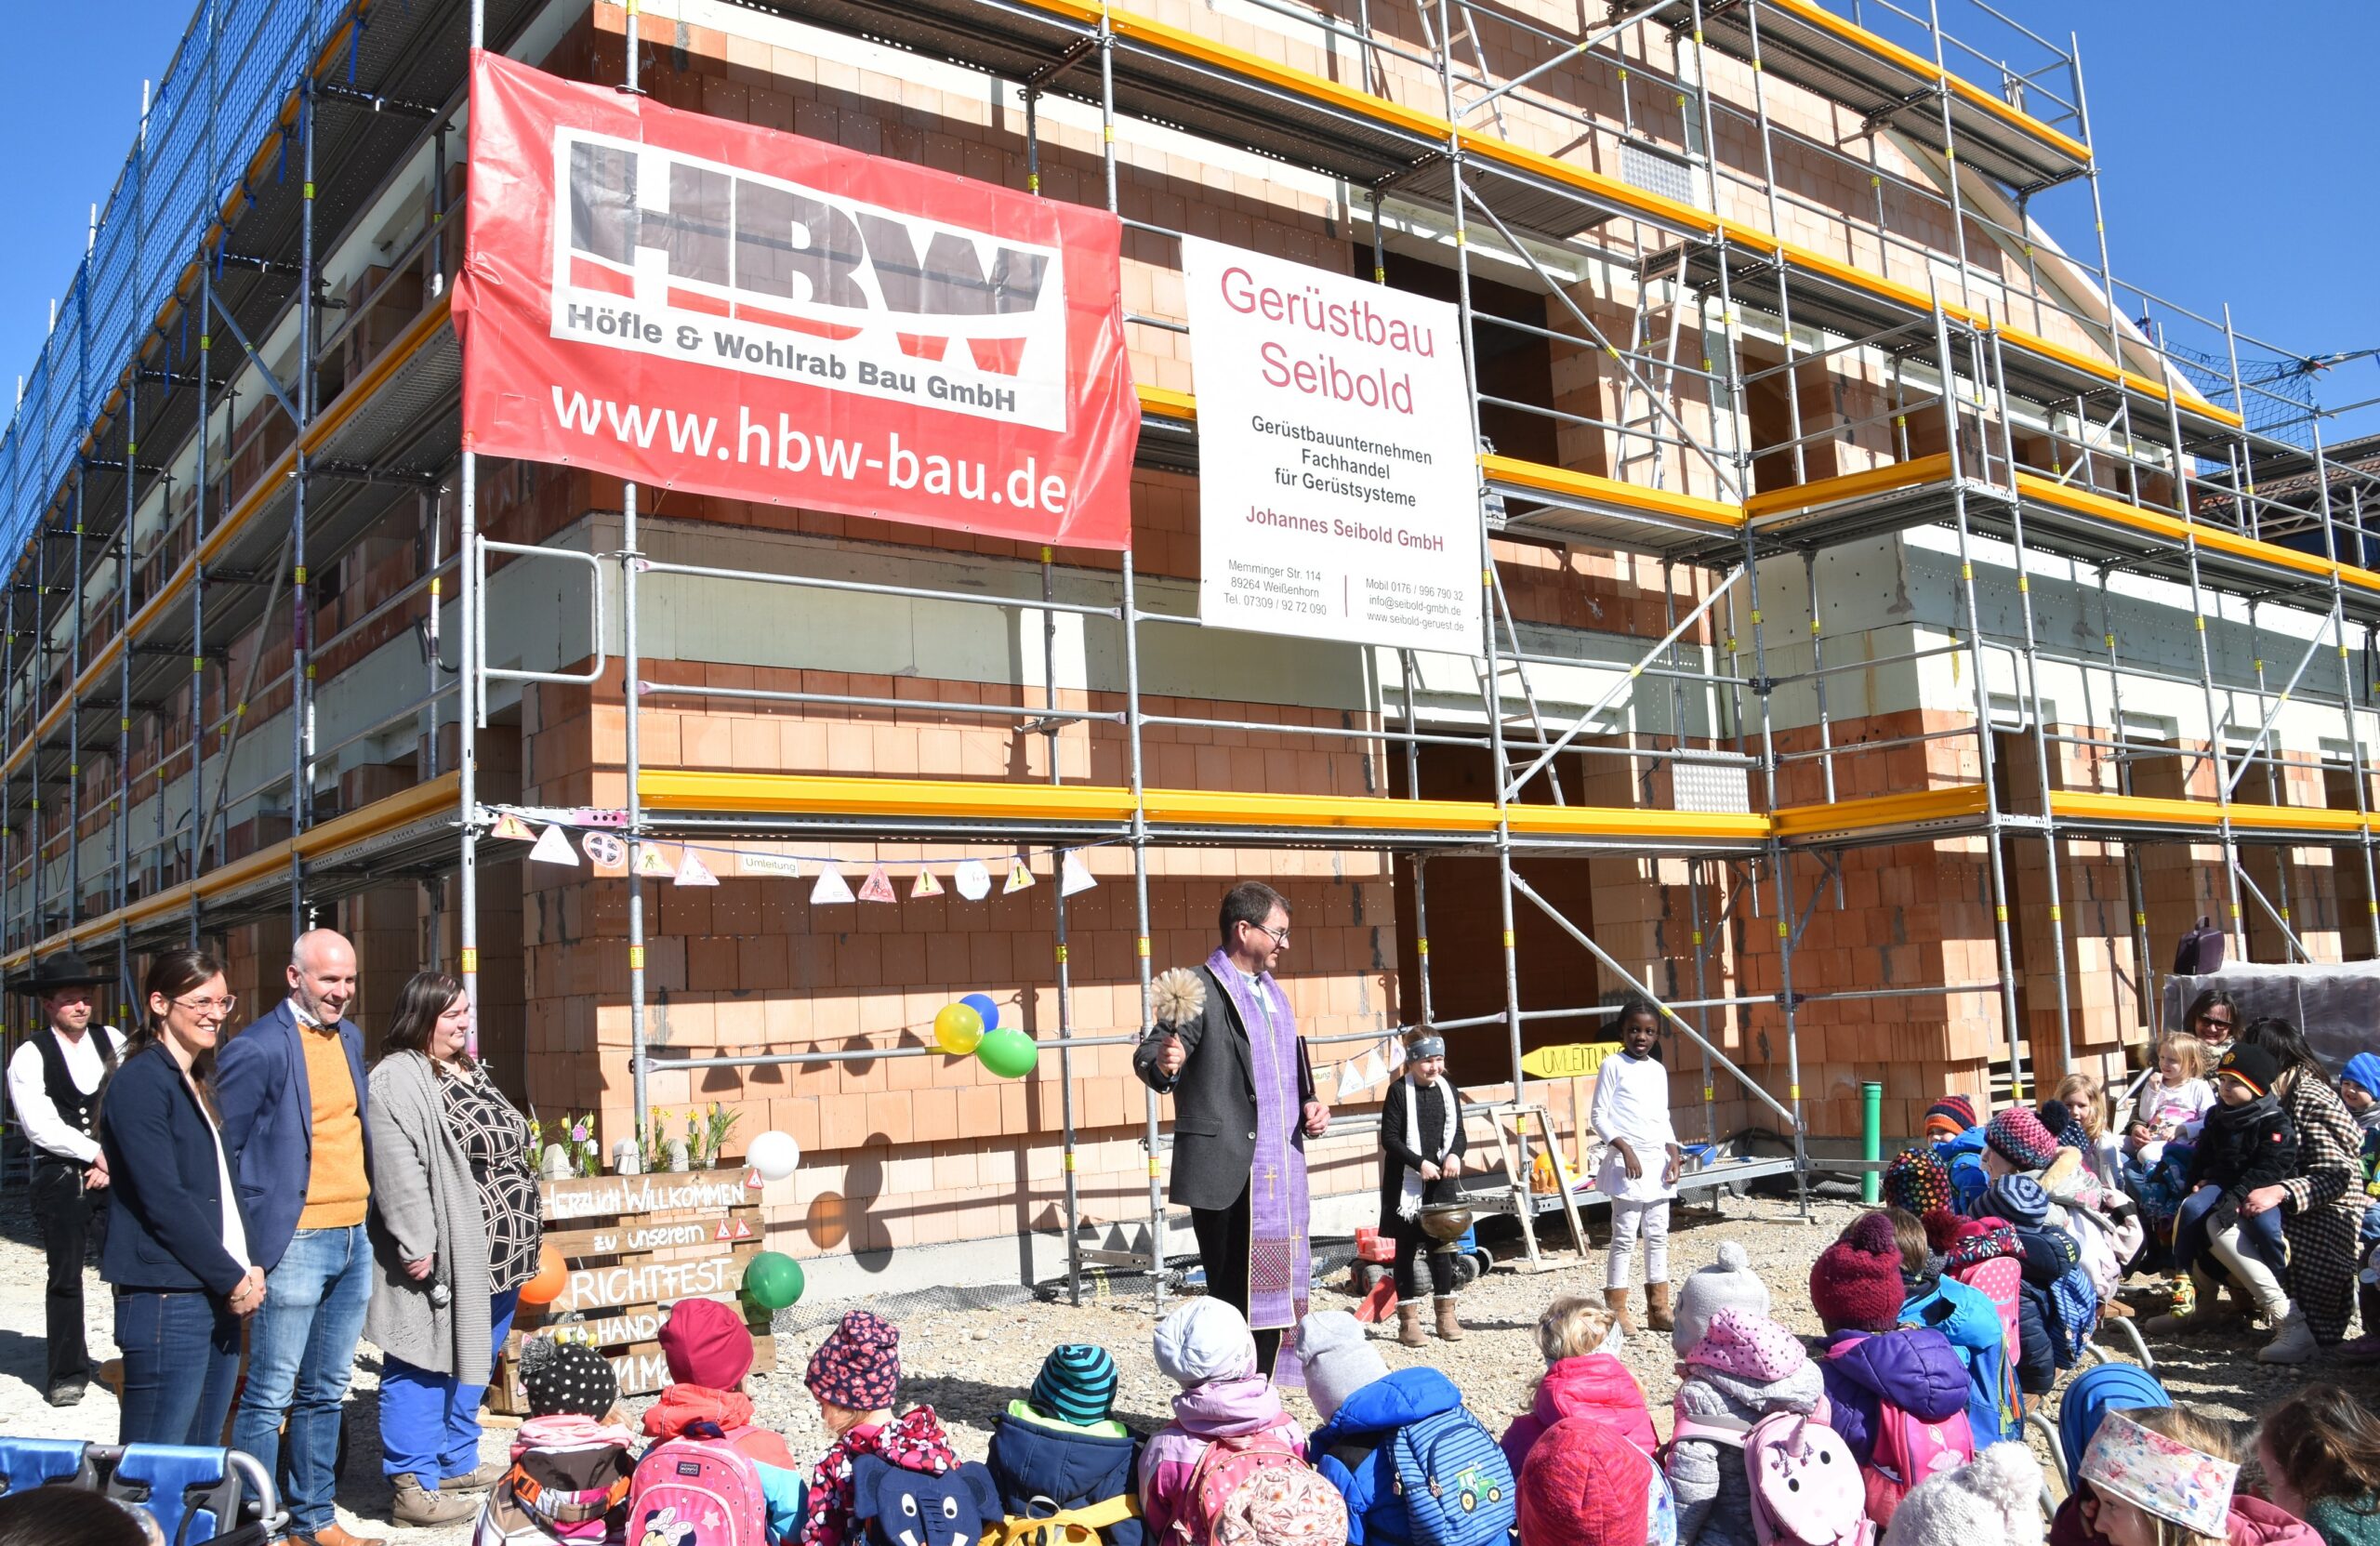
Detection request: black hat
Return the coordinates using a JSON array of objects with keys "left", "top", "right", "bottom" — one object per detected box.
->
[
  {"left": 2216, "top": 1043, "right": 2282, "bottom": 1099},
  {"left": 7, "top": 950, "right": 110, "bottom": 997}
]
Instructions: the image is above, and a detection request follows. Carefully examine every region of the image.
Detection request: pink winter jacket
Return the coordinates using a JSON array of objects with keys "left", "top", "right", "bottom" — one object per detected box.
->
[
  {"left": 1499, "top": 1354, "right": 1658, "bottom": 1472},
  {"left": 1137, "top": 1374, "right": 1310, "bottom": 1542},
  {"left": 2232, "top": 1498, "right": 2326, "bottom": 1546}
]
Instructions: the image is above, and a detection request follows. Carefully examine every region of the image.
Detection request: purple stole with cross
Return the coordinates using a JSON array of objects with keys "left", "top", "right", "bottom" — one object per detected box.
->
[{"left": 1206, "top": 949, "right": 1312, "bottom": 1360}]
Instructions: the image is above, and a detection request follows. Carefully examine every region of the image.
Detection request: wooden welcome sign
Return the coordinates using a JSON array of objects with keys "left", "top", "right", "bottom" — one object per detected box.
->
[{"left": 490, "top": 1168, "right": 774, "bottom": 1412}]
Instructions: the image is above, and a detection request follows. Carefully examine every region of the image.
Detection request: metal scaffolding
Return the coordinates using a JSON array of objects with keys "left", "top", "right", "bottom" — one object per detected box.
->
[{"left": 0, "top": 0, "right": 2373, "bottom": 1298}]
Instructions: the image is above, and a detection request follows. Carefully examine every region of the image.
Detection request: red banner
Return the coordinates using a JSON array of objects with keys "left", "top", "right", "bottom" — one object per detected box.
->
[{"left": 455, "top": 52, "right": 1138, "bottom": 549}]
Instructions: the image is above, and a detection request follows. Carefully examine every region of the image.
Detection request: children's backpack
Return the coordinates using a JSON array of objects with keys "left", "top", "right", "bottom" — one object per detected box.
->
[
  {"left": 993, "top": 1495, "right": 1144, "bottom": 1546},
  {"left": 1948, "top": 1256, "right": 2024, "bottom": 1442},
  {"left": 1859, "top": 1396, "right": 1973, "bottom": 1527},
  {"left": 1741, "top": 1417, "right": 1866, "bottom": 1546},
  {"left": 1383, "top": 1407, "right": 1515, "bottom": 1546},
  {"left": 1742, "top": 1413, "right": 1871, "bottom": 1546},
  {"left": 1178, "top": 1431, "right": 1348, "bottom": 1546},
  {"left": 628, "top": 1422, "right": 770, "bottom": 1546}
]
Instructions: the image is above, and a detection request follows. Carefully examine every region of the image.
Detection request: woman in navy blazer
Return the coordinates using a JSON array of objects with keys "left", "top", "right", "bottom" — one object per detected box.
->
[{"left": 98, "top": 947, "right": 267, "bottom": 1446}]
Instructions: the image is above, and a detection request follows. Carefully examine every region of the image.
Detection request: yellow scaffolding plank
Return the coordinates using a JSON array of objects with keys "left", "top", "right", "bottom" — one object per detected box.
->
[
  {"left": 1771, "top": 783, "right": 1990, "bottom": 838},
  {"left": 1744, "top": 453, "right": 1957, "bottom": 520},
  {"left": 2049, "top": 790, "right": 2373, "bottom": 837},
  {"left": 1481, "top": 454, "right": 1747, "bottom": 533},
  {"left": 2014, "top": 473, "right": 2380, "bottom": 594}
]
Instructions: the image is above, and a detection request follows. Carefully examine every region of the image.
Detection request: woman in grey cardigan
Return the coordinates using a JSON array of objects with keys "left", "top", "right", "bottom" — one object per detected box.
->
[{"left": 365, "top": 971, "right": 543, "bottom": 1526}]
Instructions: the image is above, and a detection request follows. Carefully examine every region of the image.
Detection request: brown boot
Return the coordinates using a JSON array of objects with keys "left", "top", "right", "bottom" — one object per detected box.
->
[
  {"left": 304, "top": 1526, "right": 391, "bottom": 1546},
  {"left": 2145, "top": 1269, "right": 2241, "bottom": 1334},
  {"left": 1435, "top": 1295, "right": 1465, "bottom": 1341},
  {"left": 391, "top": 1472, "right": 479, "bottom": 1527},
  {"left": 439, "top": 1458, "right": 509, "bottom": 1491},
  {"left": 1397, "top": 1302, "right": 1427, "bottom": 1347},
  {"left": 1604, "top": 1286, "right": 1636, "bottom": 1336},
  {"left": 1646, "top": 1281, "right": 1675, "bottom": 1334}
]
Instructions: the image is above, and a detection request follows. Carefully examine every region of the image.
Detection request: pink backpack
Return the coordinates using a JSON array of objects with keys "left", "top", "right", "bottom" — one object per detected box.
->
[
  {"left": 1177, "top": 1431, "right": 1348, "bottom": 1546},
  {"left": 1860, "top": 1399, "right": 1972, "bottom": 1527},
  {"left": 1740, "top": 1413, "right": 1871, "bottom": 1546},
  {"left": 1950, "top": 1257, "right": 2021, "bottom": 1360},
  {"left": 627, "top": 1427, "right": 770, "bottom": 1546}
]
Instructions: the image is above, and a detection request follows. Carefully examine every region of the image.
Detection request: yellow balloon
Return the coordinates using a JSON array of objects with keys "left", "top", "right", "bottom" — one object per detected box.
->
[{"left": 933, "top": 1002, "right": 985, "bottom": 1056}]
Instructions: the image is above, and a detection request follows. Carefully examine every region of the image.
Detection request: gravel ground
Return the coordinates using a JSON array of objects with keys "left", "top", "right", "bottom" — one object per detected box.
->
[{"left": 2, "top": 1188, "right": 2374, "bottom": 1541}]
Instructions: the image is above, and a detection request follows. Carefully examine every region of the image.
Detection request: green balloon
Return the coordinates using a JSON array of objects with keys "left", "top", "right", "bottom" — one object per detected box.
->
[
  {"left": 742, "top": 1250, "right": 805, "bottom": 1310},
  {"left": 975, "top": 1026, "right": 1039, "bottom": 1079}
]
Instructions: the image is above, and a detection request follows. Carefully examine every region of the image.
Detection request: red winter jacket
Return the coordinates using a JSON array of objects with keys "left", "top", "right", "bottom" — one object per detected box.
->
[{"left": 1499, "top": 1354, "right": 1658, "bottom": 1473}]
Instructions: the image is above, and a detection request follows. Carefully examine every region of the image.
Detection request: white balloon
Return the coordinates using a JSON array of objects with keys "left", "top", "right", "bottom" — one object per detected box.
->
[{"left": 746, "top": 1129, "right": 800, "bottom": 1181}]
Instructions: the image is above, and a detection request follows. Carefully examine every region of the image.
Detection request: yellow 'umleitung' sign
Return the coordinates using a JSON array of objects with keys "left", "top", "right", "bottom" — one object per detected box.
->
[{"left": 1519, "top": 1040, "right": 1621, "bottom": 1079}]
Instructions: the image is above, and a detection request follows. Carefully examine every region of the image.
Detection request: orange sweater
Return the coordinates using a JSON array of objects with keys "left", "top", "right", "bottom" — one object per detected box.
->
[{"left": 297, "top": 1024, "right": 368, "bottom": 1229}]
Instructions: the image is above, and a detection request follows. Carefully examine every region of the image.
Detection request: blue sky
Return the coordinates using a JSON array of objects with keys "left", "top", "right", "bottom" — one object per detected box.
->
[{"left": 1, "top": 0, "right": 2373, "bottom": 439}]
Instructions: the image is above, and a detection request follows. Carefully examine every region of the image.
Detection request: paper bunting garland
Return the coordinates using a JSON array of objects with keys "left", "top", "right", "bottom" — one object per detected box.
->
[
  {"left": 954, "top": 860, "right": 992, "bottom": 901},
  {"left": 1336, "top": 1058, "right": 1367, "bottom": 1100},
  {"left": 810, "top": 866, "right": 854, "bottom": 905},
  {"left": 529, "top": 825, "right": 580, "bottom": 865},
  {"left": 1003, "top": 858, "right": 1037, "bottom": 894},
  {"left": 740, "top": 852, "right": 803, "bottom": 879},
  {"left": 489, "top": 811, "right": 535, "bottom": 841},
  {"left": 1061, "top": 851, "right": 1097, "bottom": 896},
  {"left": 1361, "top": 1050, "right": 1388, "bottom": 1088},
  {"left": 910, "top": 867, "right": 945, "bottom": 899},
  {"left": 857, "top": 864, "right": 898, "bottom": 903},
  {"left": 1385, "top": 1038, "right": 1406, "bottom": 1073},
  {"left": 674, "top": 851, "right": 719, "bottom": 887},
  {"left": 634, "top": 844, "right": 675, "bottom": 878}
]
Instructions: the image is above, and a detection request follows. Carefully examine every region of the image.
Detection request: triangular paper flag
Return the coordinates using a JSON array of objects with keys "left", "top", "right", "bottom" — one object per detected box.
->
[
  {"left": 909, "top": 867, "right": 944, "bottom": 899},
  {"left": 635, "top": 844, "right": 674, "bottom": 877},
  {"left": 740, "top": 852, "right": 802, "bottom": 879},
  {"left": 954, "top": 859, "right": 992, "bottom": 901},
  {"left": 811, "top": 866, "right": 854, "bottom": 905},
  {"left": 490, "top": 811, "right": 535, "bottom": 841},
  {"left": 1384, "top": 1038, "right": 1406, "bottom": 1073},
  {"left": 858, "top": 863, "right": 897, "bottom": 903},
  {"left": 674, "top": 851, "right": 719, "bottom": 888},
  {"left": 1336, "top": 1058, "right": 1365, "bottom": 1100},
  {"left": 1061, "top": 851, "right": 1097, "bottom": 896},
  {"left": 1362, "top": 1050, "right": 1388, "bottom": 1087},
  {"left": 580, "top": 830, "right": 627, "bottom": 868},
  {"left": 529, "top": 824, "right": 580, "bottom": 865},
  {"left": 1003, "top": 858, "right": 1037, "bottom": 894}
]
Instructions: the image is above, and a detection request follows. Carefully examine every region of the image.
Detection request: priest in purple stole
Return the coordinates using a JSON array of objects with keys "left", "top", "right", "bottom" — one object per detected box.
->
[{"left": 1133, "top": 881, "right": 1330, "bottom": 1378}]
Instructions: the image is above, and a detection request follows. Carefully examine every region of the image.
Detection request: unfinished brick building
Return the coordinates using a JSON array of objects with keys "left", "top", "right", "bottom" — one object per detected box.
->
[{"left": 2, "top": 0, "right": 2373, "bottom": 1294}]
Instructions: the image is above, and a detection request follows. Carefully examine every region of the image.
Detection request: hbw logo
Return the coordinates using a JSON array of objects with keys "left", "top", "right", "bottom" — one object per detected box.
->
[{"left": 548, "top": 128, "right": 1070, "bottom": 429}]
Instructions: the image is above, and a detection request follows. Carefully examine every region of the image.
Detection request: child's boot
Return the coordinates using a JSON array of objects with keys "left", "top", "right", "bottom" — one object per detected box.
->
[
  {"left": 1603, "top": 1286, "right": 1636, "bottom": 1336},
  {"left": 1646, "top": 1280, "right": 1674, "bottom": 1333},
  {"left": 1435, "top": 1295, "right": 1464, "bottom": 1341},
  {"left": 1397, "top": 1301, "right": 1427, "bottom": 1348}
]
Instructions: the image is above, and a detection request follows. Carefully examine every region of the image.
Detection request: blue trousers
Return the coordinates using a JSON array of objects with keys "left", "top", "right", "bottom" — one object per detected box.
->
[
  {"left": 2175, "top": 1185, "right": 2288, "bottom": 1277},
  {"left": 378, "top": 1288, "right": 521, "bottom": 1481},
  {"left": 114, "top": 1288, "right": 241, "bottom": 1447},
  {"left": 231, "top": 1224, "right": 375, "bottom": 1533}
]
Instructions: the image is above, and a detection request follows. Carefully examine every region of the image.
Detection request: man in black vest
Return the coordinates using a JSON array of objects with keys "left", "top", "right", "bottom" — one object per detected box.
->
[{"left": 6, "top": 950, "right": 125, "bottom": 1406}]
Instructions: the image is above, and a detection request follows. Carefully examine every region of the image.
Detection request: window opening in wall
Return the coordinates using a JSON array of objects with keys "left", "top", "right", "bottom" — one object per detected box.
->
[{"left": 1369, "top": 246, "right": 1559, "bottom": 468}]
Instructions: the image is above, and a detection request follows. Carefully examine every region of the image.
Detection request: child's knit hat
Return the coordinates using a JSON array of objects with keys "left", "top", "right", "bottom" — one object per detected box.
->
[
  {"left": 1153, "top": 1298, "right": 1256, "bottom": 1386},
  {"left": 1808, "top": 1211, "right": 1905, "bottom": 1334},
  {"left": 1884, "top": 1148, "right": 1952, "bottom": 1218},
  {"left": 658, "top": 1297, "right": 755, "bottom": 1391},
  {"left": 1880, "top": 1443, "right": 2046, "bottom": 1546},
  {"left": 1671, "top": 1240, "right": 1771, "bottom": 1354},
  {"left": 1985, "top": 1106, "right": 2059, "bottom": 1171},
  {"left": 1029, "top": 1344, "right": 1119, "bottom": 1427},
  {"left": 1518, "top": 1417, "right": 1662, "bottom": 1546},
  {"left": 1924, "top": 1095, "right": 1980, "bottom": 1142},
  {"left": 1976, "top": 1173, "right": 2052, "bottom": 1228},
  {"left": 521, "top": 1337, "right": 620, "bottom": 1419},
  {"left": 2215, "top": 1043, "right": 2281, "bottom": 1100},
  {"left": 2343, "top": 1051, "right": 2380, "bottom": 1101},
  {"left": 1296, "top": 1312, "right": 1391, "bottom": 1423},
  {"left": 806, "top": 1309, "right": 901, "bottom": 1411},
  {"left": 1682, "top": 1308, "right": 1808, "bottom": 1385}
]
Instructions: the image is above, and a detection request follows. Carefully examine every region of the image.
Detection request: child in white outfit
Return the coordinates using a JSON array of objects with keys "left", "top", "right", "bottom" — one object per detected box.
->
[
  {"left": 1591, "top": 994, "right": 1682, "bottom": 1334},
  {"left": 2124, "top": 1033, "right": 2215, "bottom": 1169}
]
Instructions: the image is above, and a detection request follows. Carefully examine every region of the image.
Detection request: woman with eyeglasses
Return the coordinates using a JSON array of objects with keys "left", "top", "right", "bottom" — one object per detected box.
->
[
  {"left": 95, "top": 947, "right": 265, "bottom": 1445},
  {"left": 2184, "top": 987, "right": 2241, "bottom": 1053}
]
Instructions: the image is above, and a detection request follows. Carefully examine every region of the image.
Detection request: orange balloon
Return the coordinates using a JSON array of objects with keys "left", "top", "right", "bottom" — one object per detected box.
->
[{"left": 519, "top": 1244, "right": 568, "bottom": 1305}]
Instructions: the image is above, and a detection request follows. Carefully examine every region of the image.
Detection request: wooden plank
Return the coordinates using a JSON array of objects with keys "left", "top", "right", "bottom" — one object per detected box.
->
[
  {"left": 534, "top": 1244, "right": 759, "bottom": 1316},
  {"left": 488, "top": 1334, "right": 777, "bottom": 1413},
  {"left": 536, "top": 1169, "right": 757, "bottom": 1223},
  {"left": 540, "top": 1207, "right": 760, "bottom": 1261}
]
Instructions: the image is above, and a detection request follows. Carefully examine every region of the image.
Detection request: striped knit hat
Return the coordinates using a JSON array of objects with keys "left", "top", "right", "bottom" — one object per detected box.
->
[
  {"left": 1924, "top": 1094, "right": 1979, "bottom": 1141},
  {"left": 1029, "top": 1343, "right": 1119, "bottom": 1426}
]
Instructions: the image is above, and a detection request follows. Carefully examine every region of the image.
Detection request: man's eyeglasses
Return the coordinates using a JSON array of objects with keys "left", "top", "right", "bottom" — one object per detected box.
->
[
  {"left": 1243, "top": 920, "right": 1290, "bottom": 947},
  {"left": 174, "top": 995, "right": 238, "bottom": 1017}
]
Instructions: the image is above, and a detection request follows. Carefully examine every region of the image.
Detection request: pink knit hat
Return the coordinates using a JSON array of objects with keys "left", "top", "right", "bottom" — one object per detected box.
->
[{"left": 1682, "top": 1307, "right": 1809, "bottom": 1384}]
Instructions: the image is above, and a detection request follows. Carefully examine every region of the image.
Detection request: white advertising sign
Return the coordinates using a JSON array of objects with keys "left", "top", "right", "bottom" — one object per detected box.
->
[{"left": 1182, "top": 237, "right": 1484, "bottom": 651}]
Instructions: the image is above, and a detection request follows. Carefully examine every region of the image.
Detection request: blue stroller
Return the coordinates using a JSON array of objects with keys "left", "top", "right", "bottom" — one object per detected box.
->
[{"left": 0, "top": 1439, "right": 284, "bottom": 1545}]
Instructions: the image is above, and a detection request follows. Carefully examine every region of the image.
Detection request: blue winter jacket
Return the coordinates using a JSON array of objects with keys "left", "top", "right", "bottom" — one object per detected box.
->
[
  {"left": 1935, "top": 1128, "right": 1989, "bottom": 1214},
  {"left": 1901, "top": 1273, "right": 2011, "bottom": 1444},
  {"left": 1312, "top": 1368, "right": 1496, "bottom": 1546},
  {"left": 985, "top": 1403, "right": 1144, "bottom": 1546},
  {"left": 1816, "top": 1328, "right": 1970, "bottom": 1470}
]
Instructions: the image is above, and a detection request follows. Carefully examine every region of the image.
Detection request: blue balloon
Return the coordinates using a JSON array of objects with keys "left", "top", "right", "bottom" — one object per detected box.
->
[{"left": 960, "top": 992, "right": 1000, "bottom": 1035}]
